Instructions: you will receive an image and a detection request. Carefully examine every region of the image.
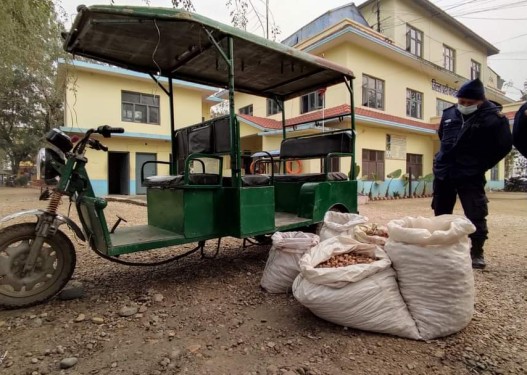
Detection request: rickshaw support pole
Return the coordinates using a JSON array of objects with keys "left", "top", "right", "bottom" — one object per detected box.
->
[
  {"left": 227, "top": 37, "right": 241, "bottom": 187},
  {"left": 279, "top": 98, "right": 286, "bottom": 140},
  {"left": 205, "top": 29, "right": 240, "bottom": 187},
  {"left": 168, "top": 77, "right": 176, "bottom": 175},
  {"left": 344, "top": 77, "right": 355, "bottom": 180},
  {"left": 279, "top": 97, "right": 286, "bottom": 173},
  {"left": 148, "top": 73, "right": 170, "bottom": 96}
]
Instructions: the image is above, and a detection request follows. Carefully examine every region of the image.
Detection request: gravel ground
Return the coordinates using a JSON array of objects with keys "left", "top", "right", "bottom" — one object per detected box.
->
[{"left": 0, "top": 187, "right": 526, "bottom": 375}]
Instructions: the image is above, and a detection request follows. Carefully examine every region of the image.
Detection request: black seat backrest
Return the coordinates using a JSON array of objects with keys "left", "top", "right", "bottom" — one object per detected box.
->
[
  {"left": 174, "top": 116, "right": 231, "bottom": 170},
  {"left": 213, "top": 116, "right": 231, "bottom": 153},
  {"left": 280, "top": 131, "right": 353, "bottom": 159}
]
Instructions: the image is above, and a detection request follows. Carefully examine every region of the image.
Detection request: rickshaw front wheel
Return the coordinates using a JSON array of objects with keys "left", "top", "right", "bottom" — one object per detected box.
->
[{"left": 0, "top": 223, "right": 76, "bottom": 309}]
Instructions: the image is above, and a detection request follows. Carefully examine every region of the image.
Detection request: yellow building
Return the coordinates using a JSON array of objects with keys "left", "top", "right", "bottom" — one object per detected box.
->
[
  {"left": 230, "top": 0, "right": 517, "bottom": 196},
  {"left": 62, "top": 0, "right": 522, "bottom": 197},
  {"left": 60, "top": 60, "right": 220, "bottom": 195}
]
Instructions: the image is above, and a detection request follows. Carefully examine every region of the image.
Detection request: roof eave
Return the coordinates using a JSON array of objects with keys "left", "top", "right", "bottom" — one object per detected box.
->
[
  {"left": 485, "top": 86, "right": 516, "bottom": 104},
  {"left": 58, "top": 58, "right": 220, "bottom": 95},
  {"left": 417, "top": 0, "right": 499, "bottom": 56},
  {"left": 281, "top": 2, "right": 365, "bottom": 45},
  {"left": 301, "top": 24, "right": 488, "bottom": 84},
  {"left": 358, "top": 0, "right": 499, "bottom": 56}
]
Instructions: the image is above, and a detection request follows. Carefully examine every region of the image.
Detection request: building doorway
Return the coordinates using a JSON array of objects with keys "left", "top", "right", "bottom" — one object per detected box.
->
[
  {"left": 108, "top": 152, "right": 130, "bottom": 195},
  {"left": 136, "top": 153, "right": 157, "bottom": 195}
]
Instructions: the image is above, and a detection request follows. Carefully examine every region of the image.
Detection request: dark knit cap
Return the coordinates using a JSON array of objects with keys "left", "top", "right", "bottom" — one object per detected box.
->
[{"left": 456, "top": 78, "right": 485, "bottom": 100}]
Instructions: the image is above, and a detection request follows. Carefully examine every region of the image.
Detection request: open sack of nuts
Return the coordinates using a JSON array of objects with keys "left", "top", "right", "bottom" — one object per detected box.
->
[
  {"left": 385, "top": 215, "right": 476, "bottom": 340},
  {"left": 319, "top": 211, "right": 368, "bottom": 241},
  {"left": 292, "top": 236, "right": 420, "bottom": 339},
  {"left": 353, "top": 223, "right": 389, "bottom": 247},
  {"left": 260, "top": 231, "right": 320, "bottom": 293}
]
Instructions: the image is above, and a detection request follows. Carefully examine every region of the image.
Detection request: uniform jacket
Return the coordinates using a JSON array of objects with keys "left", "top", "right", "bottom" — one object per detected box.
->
[
  {"left": 512, "top": 102, "right": 527, "bottom": 158},
  {"left": 434, "top": 100, "right": 512, "bottom": 180}
]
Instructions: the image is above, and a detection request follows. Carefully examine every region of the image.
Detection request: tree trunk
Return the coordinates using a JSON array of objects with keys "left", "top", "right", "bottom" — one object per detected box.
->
[{"left": 9, "top": 154, "right": 19, "bottom": 176}]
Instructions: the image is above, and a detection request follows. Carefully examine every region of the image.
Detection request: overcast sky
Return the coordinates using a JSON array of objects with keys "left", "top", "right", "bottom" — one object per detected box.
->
[{"left": 59, "top": 0, "right": 527, "bottom": 100}]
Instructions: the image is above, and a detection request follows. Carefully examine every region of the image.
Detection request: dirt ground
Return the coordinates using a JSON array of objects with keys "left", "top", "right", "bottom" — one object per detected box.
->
[{"left": 0, "top": 187, "right": 526, "bottom": 375}]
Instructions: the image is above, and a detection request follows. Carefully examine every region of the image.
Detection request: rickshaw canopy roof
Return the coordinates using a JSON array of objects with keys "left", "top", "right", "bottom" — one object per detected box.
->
[{"left": 64, "top": 5, "right": 354, "bottom": 100}]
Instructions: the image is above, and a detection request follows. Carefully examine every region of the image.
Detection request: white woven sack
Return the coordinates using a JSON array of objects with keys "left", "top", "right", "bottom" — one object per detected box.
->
[
  {"left": 385, "top": 215, "right": 476, "bottom": 340},
  {"left": 260, "top": 232, "right": 319, "bottom": 294},
  {"left": 354, "top": 224, "right": 389, "bottom": 247},
  {"left": 319, "top": 212, "right": 368, "bottom": 241},
  {"left": 293, "top": 236, "right": 420, "bottom": 339}
]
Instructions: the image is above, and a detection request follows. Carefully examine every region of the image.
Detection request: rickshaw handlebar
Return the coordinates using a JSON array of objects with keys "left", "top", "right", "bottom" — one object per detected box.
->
[
  {"left": 73, "top": 126, "right": 125, "bottom": 155},
  {"left": 96, "top": 125, "right": 125, "bottom": 137}
]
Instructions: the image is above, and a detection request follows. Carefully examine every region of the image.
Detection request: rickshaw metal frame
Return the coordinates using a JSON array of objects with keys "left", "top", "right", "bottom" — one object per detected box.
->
[{"left": 60, "top": 4, "right": 358, "bottom": 257}]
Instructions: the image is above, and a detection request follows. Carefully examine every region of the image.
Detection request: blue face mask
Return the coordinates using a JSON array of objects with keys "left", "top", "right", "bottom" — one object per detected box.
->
[{"left": 457, "top": 103, "right": 478, "bottom": 115}]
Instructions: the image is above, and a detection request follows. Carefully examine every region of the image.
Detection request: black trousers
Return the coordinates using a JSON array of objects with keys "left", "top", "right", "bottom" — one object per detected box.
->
[{"left": 432, "top": 175, "right": 489, "bottom": 241}]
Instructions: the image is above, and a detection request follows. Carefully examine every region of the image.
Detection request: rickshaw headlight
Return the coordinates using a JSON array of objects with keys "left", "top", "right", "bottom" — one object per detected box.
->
[
  {"left": 45, "top": 128, "right": 73, "bottom": 153},
  {"left": 36, "top": 147, "right": 65, "bottom": 184}
]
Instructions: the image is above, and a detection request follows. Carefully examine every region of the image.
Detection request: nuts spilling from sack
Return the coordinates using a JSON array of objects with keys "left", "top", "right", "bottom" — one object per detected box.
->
[
  {"left": 363, "top": 224, "right": 389, "bottom": 238},
  {"left": 317, "top": 253, "right": 376, "bottom": 268}
]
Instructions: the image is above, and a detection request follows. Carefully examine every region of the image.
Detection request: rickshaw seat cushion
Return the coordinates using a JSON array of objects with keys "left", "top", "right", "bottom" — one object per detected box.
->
[
  {"left": 327, "top": 172, "right": 348, "bottom": 181},
  {"left": 242, "top": 175, "right": 271, "bottom": 186},
  {"left": 144, "top": 173, "right": 220, "bottom": 188},
  {"left": 280, "top": 132, "right": 352, "bottom": 159},
  {"left": 273, "top": 172, "right": 348, "bottom": 183},
  {"left": 144, "top": 175, "right": 181, "bottom": 188},
  {"left": 188, "top": 173, "right": 221, "bottom": 185},
  {"left": 223, "top": 175, "right": 271, "bottom": 187},
  {"left": 174, "top": 116, "right": 230, "bottom": 160}
]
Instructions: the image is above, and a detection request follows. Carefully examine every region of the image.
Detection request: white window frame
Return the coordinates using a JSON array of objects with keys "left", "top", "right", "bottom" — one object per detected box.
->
[
  {"left": 406, "top": 25, "right": 423, "bottom": 57},
  {"left": 471, "top": 60, "right": 481, "bottom": 80},
  {"left": 266, "top": 98, "right": 281, "bottom": 116},
  {"left": 443, "top": 45, "right": 455, "bottom": 72},
  {"left": 121, "top": 91, "right": 160, "bottom": 125},
  {"left": 300, "top": 91, "right": 324, "bottom": 114},
  {"left": 406, "top": 89, "right": 423, "bottom": 119},
  {"left": 362, "top": 74, "right": 385, "bottom": 110},
  {"left": 239, "top": 104, "right": 254, "bottom": 116}
]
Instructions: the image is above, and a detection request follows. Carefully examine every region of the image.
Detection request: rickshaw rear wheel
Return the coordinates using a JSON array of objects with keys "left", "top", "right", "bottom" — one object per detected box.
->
[{"left": 0, "top": 223, "right": 76, "bottom": 309}]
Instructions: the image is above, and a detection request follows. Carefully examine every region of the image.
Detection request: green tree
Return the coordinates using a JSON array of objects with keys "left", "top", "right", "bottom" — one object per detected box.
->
[
  {"left": 226, "top": 0, "right": 281, "bottom": 39},
  {"left": 168, "top": 0, "right": 194, "bottom": 10},
  {"left": 227, "top": 0, "right": 250, "bottom": 30},
  {"left": 160, "top": 0, "right": 281, "bottom": 39},
  {"left": 0, "top": 0, "right": 66, "bottom": 175}
]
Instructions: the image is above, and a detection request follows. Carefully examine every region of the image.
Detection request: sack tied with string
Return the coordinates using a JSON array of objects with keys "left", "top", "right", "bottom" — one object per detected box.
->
[
  {"left": 385, "top": 215, "right": 476, "bottom": 340},
  {"left": 260, "top": 231, "right": 320, "bottom": 294},
  {"left": 293, "top": 236, "right": 420, "bottom": 339}
]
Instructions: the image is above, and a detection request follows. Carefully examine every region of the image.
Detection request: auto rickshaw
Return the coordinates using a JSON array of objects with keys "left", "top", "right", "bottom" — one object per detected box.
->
[{"left": 0, "top": 4, "right": 357, "bottom": 308}]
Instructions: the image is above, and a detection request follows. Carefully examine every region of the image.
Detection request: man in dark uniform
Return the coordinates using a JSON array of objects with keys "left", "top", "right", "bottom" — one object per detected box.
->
[
  {"left": 513, "top": 101, "right": 527, "bottom": 158},
  {"left": 433, "top": 78, "right": 512, "bottom": 269}
]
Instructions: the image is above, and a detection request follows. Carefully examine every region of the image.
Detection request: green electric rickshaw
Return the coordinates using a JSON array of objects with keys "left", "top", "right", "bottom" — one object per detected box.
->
[{"left": 0, "top": 4, "right": 358, "bottom": 308}]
